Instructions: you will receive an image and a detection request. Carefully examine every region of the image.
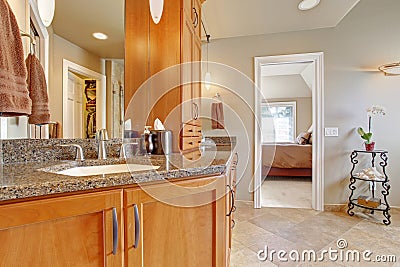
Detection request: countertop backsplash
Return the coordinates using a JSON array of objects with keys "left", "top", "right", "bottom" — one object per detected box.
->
[{"left": 1, "top": 138, "right": 141, "bottom": 164}]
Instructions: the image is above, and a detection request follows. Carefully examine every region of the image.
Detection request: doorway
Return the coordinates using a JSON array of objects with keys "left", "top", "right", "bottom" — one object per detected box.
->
[
  {"left": 62, "top": 59, "right": 106, "bottom": 138},
  {"left": 254, "top": 52, "right": 324, "bottom": 211}
]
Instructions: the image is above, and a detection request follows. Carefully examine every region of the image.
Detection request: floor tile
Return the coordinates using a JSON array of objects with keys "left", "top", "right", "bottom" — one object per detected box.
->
[{"left": 230, "top": 204, "right": 399, "bottom": 267}]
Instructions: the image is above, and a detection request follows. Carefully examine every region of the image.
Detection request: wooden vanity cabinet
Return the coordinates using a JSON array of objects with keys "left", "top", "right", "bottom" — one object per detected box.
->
[
  {"left": 124, "top": 176, "right": 227, "bottom": 267},
  {"left": 125, "top": 0, "right": 204, "bottom": 152},
  {"left": 224, "top": 153, "right": 238, "bottom": 266},
  {"left": 0, "top": 190, "right": 123, "bottom": 267}
]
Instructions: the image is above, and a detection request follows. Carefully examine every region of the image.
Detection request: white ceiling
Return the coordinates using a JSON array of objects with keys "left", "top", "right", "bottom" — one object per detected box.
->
[
  {"left": 51, "top": 0, "right": 124, "bottom": 59},
  {"left": 261, "top": 61, "right": 314, "bottom": 99},
  {"left": 262, "top": 75, "right": 311, "bottom": 99},
  {"left": 51, "top": 0, "right": 360, "bottom": 58},
  {"left": 202, "top": 0, "right": 360, "bottom": 40},
  {"left": 261, "top": 62, "right": 311, "bottom": 77}
]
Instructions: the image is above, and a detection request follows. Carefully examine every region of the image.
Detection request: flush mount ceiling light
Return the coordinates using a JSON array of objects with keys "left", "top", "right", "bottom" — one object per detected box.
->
[
  {"left": 92, "top": 32, "right": 108, "bottom": 40},
  {"left": 298, "top": 0, "right": 320, "bottom": 11},
  {"left": 378, "top": 62, "right": 400, "bottom": 76},
  {"left": 37, "top": 0, "right": 55, "bottom": 27},
  {"left": 150, "top": 0, "right": 164, "bottom": 24}
]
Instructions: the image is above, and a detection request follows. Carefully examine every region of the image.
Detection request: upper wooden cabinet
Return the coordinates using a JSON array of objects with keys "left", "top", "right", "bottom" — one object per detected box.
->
[{"left": 125, "top": 0, "right": 203, "bottom": 152}]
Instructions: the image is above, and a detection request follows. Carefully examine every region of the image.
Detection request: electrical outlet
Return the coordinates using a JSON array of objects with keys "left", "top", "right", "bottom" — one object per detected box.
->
[{"left": 325, "top": 127, "right": 339, "bottom": 137}]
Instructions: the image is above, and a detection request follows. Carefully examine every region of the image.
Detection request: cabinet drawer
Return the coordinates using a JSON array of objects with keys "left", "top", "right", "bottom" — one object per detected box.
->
[
  {"left": 184, "top": 118, "right": 202, "bottom": 127},
  {"left": 183, "top": 150, "right": 202, "bottom": 161},
  {"left": 181, "top": 124, "right": 202, "bottom": 137},
  {"left": 182, "top": 124, "right": 196, "bottom": 136},
  {"left": 181, "top": 137, "right": 202, "bottom": 150}
]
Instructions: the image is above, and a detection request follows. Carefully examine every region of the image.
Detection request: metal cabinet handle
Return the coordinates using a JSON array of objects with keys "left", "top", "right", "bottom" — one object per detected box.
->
[
  {"left": 112, "top": 207, "right": 118, "bottom": 255},
  {"left": 193, "top": 8, "right": 199, "bottom": 28},
  {"left": 226, "top": 185, "right": 235, "bottom": 217},
  {"left": 133, "top": 204, "right": 140, "bottom": 248},
  {"left": 192, "top": 102, "right": 199, "bottom": 120}
]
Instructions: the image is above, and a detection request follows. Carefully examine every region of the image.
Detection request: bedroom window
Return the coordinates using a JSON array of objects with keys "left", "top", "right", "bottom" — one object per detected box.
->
[{"left": 261, "top": 101, "right": 296, "bottom": 143}]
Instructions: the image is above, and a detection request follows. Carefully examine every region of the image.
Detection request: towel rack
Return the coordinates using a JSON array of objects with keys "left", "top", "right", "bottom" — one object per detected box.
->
[
  {"left": 20, "top": 30, "right": 36, "bottom": 45},
  {"left": 213, "top": 93, "right": 222, "bottom": 100}
]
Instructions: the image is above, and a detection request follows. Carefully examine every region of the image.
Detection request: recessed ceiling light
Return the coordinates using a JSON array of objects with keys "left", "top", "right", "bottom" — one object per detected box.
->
[
  {"left": 92, "top": 32, "right": 108, "bottom": 40},
  {"left": 298, "top": 0, "right": 320, "bottom": 11}
]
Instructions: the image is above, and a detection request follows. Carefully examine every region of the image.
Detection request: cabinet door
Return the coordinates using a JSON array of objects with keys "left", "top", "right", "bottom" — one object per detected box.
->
[
  {"left": 192, "top": 37, "right": 202, "bottom": 124},
  {"left": 181, "top": 12, "right": 195, "bottom": 125},
  {"left": 124, "top": 177, "right": 226, "bottom": 267},
  {"left": 193, "top": 0, "right": 202, "bottom": 39},
  {"left": 0, "top": 190, "right": 123, "bottom": 267},
  {"left": 225, "top": 153, "right": 238, "bottom": 266}
]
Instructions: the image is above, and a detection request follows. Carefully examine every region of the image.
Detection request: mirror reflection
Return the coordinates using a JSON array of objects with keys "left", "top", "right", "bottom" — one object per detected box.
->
[{"left": 2, "top": 0, "right": 124, "bottom": 139}]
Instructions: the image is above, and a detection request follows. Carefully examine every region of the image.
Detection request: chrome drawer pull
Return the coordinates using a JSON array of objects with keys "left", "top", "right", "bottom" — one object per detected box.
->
[
  {"left": 112, "top": 207, "right": 118, "bottom": 255},
  {"left": 133, "top": 204, "right": 140, "bottom": 248}
]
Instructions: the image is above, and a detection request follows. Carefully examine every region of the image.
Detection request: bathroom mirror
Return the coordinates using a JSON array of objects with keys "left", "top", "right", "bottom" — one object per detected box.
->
[{"left": 1, "top": 0, "right": 124, "bottom": 140}]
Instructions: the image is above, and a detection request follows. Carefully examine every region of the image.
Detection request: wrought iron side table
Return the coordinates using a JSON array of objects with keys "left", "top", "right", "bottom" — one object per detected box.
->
[{"left": 347, "top": 150, "right": 391, "bottom": 225}]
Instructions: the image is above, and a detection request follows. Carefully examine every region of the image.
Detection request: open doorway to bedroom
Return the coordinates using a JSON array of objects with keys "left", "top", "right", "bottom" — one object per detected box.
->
[
  {"left": 260, "top": 62, "right": 314, "bottom": 208},
  {"left": 254, "top": 52, "right": 324, "bottom": 211}
]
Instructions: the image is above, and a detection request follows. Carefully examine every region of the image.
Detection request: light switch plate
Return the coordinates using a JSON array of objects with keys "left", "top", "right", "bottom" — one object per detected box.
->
[{"left": 325, "top": 127, "right": 339, "bottom": 137}]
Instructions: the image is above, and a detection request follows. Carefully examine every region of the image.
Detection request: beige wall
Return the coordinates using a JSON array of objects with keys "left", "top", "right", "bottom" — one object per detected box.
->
[
  {"left": 48, "top": 32, "right": 104, "bottom": 127},
  {"left": 268, "top": 98, "right": 312, "bottom": 137},
  {"left": 203, "top": 0, "right": 400, "bottom": 205}
]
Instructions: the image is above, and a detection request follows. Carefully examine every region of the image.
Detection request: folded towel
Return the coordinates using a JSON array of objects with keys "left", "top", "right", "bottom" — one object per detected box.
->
[
  {"left": 211, "top": 102, "right": 224, "bottom": 129},
  {"left": 0, "top": 0, "right": 31, "bottom": 116},
  {"left": 26, "top": 54, "right": 50, "bottom": 124}
]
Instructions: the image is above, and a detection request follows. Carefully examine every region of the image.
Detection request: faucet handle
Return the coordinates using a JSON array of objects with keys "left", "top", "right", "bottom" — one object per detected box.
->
[
  {"left": 120, "top": 142, "right": 139, "bottom": 159},
  {"left": 119, "top": 143, "right": 126, "bottom": 159},
  {"left": 96, "top": 129, "right": 109, "bottom": 141},
  {"left": 59, "top": 144, "right": 85, "bottom": 161}
]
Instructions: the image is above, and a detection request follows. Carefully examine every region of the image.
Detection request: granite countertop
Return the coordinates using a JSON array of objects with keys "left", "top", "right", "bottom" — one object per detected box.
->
[{"left": 0, "top": 150, "right": 232, "bottom": 202}]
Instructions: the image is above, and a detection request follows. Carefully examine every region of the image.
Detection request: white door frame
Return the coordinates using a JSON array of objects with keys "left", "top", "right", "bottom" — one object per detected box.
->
[
  {"left": 254, "top": 52, "right": 325, "bottom": 211},
  {"left": 62, "top": 59, "right": 106, "bottom": 137}
]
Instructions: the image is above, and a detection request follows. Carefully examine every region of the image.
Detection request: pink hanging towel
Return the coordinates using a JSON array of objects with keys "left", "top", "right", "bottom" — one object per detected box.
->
[
  {"left": 0, "top": 0, "right": 32, "bottom": 116},
  {"left": 211, "top": 102, "right": 224, "bottom": 129}
]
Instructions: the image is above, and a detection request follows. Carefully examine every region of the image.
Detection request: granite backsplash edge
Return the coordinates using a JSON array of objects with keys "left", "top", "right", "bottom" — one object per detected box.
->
[{"left": 1, "top": 138, "right": 139, "bottom": 164}]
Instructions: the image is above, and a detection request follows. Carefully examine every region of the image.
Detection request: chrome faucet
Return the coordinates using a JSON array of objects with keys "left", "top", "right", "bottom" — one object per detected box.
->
[
  {"left": 96, "top": 129, "right": 109, "bottom": 159},
  {"left": 59, "top": 144, "right": 85, "bottom": 161}
]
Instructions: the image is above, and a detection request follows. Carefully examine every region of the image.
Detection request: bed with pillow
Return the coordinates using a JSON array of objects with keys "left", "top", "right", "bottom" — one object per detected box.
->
[{"left": 262, "top": 131, "right": 312, "bottom": 178}]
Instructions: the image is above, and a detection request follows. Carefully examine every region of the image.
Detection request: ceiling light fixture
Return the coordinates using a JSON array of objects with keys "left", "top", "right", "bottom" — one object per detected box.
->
[
  {"left": 92, "top": 32, "right": 108, "bottom": 40},
  {"left": 37, "top": 0, "right": 55, "bottom": 27},
  {"left": 150, "top": 0, "right": 164, "bottom": 24},
  {"left": 298, "top": 0, "right": 320, "bottom": 11},
  {"left": 378, "top": 62, "right": 400, "bottom": 76}
]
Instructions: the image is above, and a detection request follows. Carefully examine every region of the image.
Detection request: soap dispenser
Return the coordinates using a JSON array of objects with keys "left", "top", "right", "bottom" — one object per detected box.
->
[{"left": 141, "top": 126, "right": 153, "bottom": 155}]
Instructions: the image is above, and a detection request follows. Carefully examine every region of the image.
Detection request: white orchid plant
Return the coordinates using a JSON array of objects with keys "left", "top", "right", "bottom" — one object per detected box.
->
[{"left": 357, "top": 105, "right": 386, "bottom": 144}]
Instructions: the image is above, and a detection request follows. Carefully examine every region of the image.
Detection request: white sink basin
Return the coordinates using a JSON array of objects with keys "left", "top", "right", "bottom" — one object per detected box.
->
[{"left": 56, "top": 164, "right": 160, "bottom": 177}]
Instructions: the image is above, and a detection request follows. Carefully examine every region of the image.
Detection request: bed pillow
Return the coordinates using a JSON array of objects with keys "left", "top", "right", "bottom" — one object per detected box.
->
[{"left": 296, "top": 131, "right": 311, "bottom": 145}]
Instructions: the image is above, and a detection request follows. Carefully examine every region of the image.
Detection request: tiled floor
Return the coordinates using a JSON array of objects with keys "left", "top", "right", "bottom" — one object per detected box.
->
[
  {"left": 231, "top": 201, "right": 400, "bottom": 266},
  {"left": 261, "top": 177, "right": 312, "bottom": 209}
]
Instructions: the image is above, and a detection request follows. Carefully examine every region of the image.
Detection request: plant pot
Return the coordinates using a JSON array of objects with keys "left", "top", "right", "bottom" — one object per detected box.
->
[{"left": 365, "top": 142, "right": 375, "bottom": 151}]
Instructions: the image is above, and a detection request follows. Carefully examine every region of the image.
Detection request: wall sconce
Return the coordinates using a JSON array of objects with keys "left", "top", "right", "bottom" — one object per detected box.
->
[
  {"left": 378, "top": 62, "right": 400, "bottom": 76},
  {"left": 37, "top": 0, "right": 55, "bottom": 27},
  {"left": 150, "top": 0, "right": 164, "bottom": 24}
]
